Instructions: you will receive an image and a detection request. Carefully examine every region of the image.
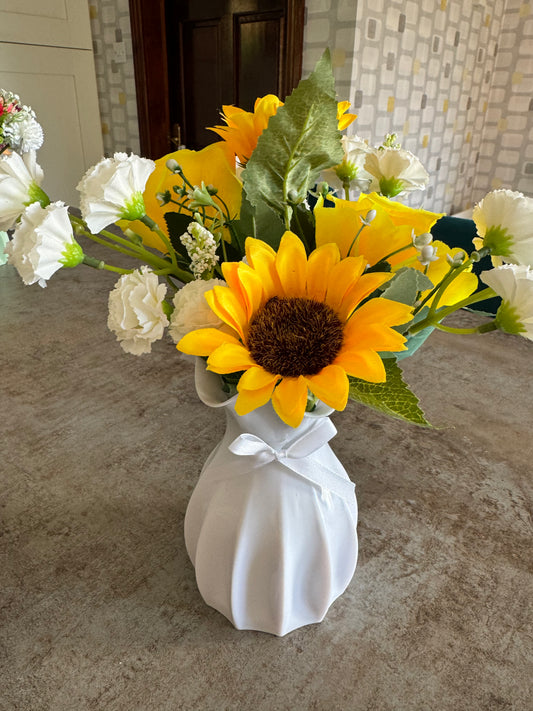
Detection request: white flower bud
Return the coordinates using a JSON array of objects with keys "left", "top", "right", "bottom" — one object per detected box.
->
[
  {"left": 417, "top": 244, "right": 439, "bottom": 266},
  {"left": 166, "top": 158, "right": 181, "bottom": 173},
  {"left": 413, "top": 232, "right": 433, "bottom": 249},
  {"left": 360, "top": 209, "right": 377, "bottom": 226}
]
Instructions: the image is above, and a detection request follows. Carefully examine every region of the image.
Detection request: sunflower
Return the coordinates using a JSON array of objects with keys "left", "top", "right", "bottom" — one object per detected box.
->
[
  {"left": 208, "top": 95, "right": 283, "bottom": 165},
  {"left": 209, "top": 95, "right": 357, "bottom": 165},
  {"left": 177, "top": 232, "right": 413, "bottom": 427}
]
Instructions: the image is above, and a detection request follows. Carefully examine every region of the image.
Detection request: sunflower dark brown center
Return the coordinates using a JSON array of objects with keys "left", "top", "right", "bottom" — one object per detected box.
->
[{"left": 246, "top": 296, "right": 344, "bottom": 377}]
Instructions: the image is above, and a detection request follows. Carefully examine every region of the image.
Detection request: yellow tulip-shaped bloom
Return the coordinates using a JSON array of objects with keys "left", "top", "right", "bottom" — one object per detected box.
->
[
  {"left": 209, "top": 95, "right": 358, "bottom": 165},
  {"left": 315, "top": 194, "right": 477, "bottom": 307},
  {"left": 120, "top": 142, "right": 242, "bottom": 252},
  {"left": 315, "top": 192, "right": 443, "bottom": 268},
  {"left": 177, "top": 232, "right": 413, "bottom": 428},
  {"left": 413, "top": 241, "right": 479, "bottom": 307}
]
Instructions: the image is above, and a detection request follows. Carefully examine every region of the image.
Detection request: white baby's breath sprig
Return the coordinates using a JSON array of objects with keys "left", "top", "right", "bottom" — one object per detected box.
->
[{"left": 180, "top": 221, "right": 220, "bottom": 279}]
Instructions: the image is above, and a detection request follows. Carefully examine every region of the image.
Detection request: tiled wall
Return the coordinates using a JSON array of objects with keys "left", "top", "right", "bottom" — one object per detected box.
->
[
  {"left": 304, "top": 0, "right": 532, "bottom": 214},
  {"left": 88, "top": 0, "right": 140, "bottom": 156},
  {"left": 88, "top": 0, "right": 533, "bottom": 214},
  {"left": 474, "top": 0, "right": 533, "bottom": 201}
]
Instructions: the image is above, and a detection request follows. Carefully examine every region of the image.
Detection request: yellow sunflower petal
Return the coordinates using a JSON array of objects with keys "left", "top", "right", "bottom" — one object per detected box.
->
[
  {"left": 342, "top": 324, "right": 408, "bottom": 353},
  {"left": 324, "top": 255, "right": 367, "bottom": 313},
  {"left": 177, "top": 328, "right": 239, "bottom": 356},
  {"left": 336, "top": 271, "right": 393, "bottom": 321},
  {"left": 237, "top": 366, "right": 279, "bottom": 390},
  {"left": 275, "top": 231, "right": 308, "bottom": 297},
  {"left": 205, "top": 285, "right": 248, "bottom": 340},
  {"left": 271, "top": 376, "right": 309, "bottom": 428},
  {"left": 221, "top": 261, "right": 264, "bottom": 319},
  {"left": 348, "top": 298, "right": 413, "bottom": 330},
  {"left": 333, "top": 349, "right": 387, "bottom": 383},
  {"left": 306, "top": 243, "right": 341, "bottom": 302},
  {"left": 235, "top": 383, "right": 278, "bottom": 416},
  {"left": 245, "top": 238, "right": 281, "bottom": 299},
  {"left": 305, "top": 365, "right": 349, "bottom": 411},
  {"left": 207, "top": 343, "right": 256, "bottom": 374},
  {"left": 336, "top": 101, "right": 357, "bottom": 130}
]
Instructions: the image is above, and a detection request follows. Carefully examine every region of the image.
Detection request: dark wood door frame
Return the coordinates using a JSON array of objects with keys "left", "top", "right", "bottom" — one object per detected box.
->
[{"left": 129, "top": 0, "right": 305, "bottom": 159}]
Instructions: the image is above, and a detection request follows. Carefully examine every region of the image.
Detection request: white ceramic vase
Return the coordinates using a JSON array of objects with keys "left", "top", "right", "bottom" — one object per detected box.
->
[{"left": 184, "top": 360, "right": 358, "bottom": 636}]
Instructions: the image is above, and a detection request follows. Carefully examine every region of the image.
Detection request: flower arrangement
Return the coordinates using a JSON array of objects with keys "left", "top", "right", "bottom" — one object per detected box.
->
[
  {"left": 2, "top": 51, "right": 532, "bottom": 429},
  {"left": 0, "top": 89, "right": 43, "bottom": 155}
]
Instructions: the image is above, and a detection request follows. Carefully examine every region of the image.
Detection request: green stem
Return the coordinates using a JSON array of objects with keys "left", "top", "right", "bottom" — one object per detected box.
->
[
  {"left": 346, "top": 224, "right": 366, "bottom": 257},
  {"left": 140, "top": 215, "right": 177, "bottom": 267},
  {"left": 343, "top": 183, "right": 350, "bottom": 201},
  {"left": 380, "top": 242, "right": 415, "bottom": 263},
  {"left": 284, "top": 204, "right": 292, "bottom": 231},
  {"left": 409, "top": 287, "right": 498, "bottom": 335},
  {"left": 82, "top": 256, "right": 131, "bottom": 274}
]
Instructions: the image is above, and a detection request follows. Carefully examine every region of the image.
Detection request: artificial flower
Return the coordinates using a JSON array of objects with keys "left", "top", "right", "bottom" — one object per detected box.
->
[
  {"left": 169, "top": 278, "right": 226, "bottom": 343},
  {"left": 177, "top": 232, "right": 413, "bottom": 427},
  {"left": 322, "top": 135, "right": 372, "bottom": 194},
  {"left": 180, "top": 221, "right": 219, "bottom": 279},
  {"left": 77, "top": 152, "right": 156, "bottom": 234},
  {"left": 123, "top": 142, "right": 242, "bottom": 252},
  {"left": 107, "top": 266, "right": 169, "bottom": 355},
  {"left": 0, "top": 149, "right": 46, "bottom": 231},
  {"left": 5, "top": 201, "right": 83, "bottom": 287},
  {"left": 209, "top": 95, "right": 357, "bottom": 165},
  {"left": 336, "top": 101, "right": 357, "bottom": 131},
  {"left": 209, "top": 94, "right": 283, "bottom": 165},
  {"left": 414, "top": 241, "right": 478, "bottom": 308},
  {"left": 364, "top": 146, "right": 429, "bottom": 197},
  {"left": 481, "top": 264, "right": 533, "bottom": 340},
  {"left": 0, "top": 89, "right": 44, "bottom": 153},
  {"left": 3, "top": 114, "right": 43, "bottom": 154},
  {"left": 472, "top": 189, "right": 533, "bottom": 266},
  {"left": 315, "top": 192, "right": 442, "bottom": 268}
]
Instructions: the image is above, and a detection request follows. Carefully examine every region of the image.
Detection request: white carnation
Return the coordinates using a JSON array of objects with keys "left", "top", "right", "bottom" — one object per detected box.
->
[
  {"left": 4, "top": 114, "right": 44, "bottom": 153},
  {"left": 322, "top": 135, "right": 373, "bottom": 194},
  {"left": 168, "top": 278, "right": 226, "bottom": 343},
  {"left": 107, "top": 266, "right": 169, "bottom": 355},
  {"left": 5, "top": 201, "right": 82, "bottom": 287},
  {"left": 472, "top": 189, "right": 533, "bottom": 266},
  {"left": 365, "top": 147, "right": 429, "bottom": 196},
  {"left": 481, "top": 264, "right": 533, "bottom": 340},
  {"left": 0, "top": 150, "right": 45, "bottom": 231},
  {"left": 77, "top": 152, "right": 155, "bottom": 234}
]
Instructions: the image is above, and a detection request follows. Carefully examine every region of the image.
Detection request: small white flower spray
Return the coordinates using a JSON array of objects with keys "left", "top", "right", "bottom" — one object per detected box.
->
[{"left": 180, "top": 219, "right": 220, "bottom": 279}]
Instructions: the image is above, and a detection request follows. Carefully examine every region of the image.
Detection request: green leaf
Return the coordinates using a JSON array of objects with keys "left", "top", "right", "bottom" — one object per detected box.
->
[
  {"left": 232, "top": 191, "right": 285, "bottom": 251},
  {"left": 164, "top": 211, "right": 194, "bottom": 261},
  {"left": 348, "top": 359, "right": 432, "bottom": 427},
  {"left": 242, "top": 50, "right": 344, "bottom": 225},
  {"left": 381, "top": 267, "right": 434, "bottom": 305}
]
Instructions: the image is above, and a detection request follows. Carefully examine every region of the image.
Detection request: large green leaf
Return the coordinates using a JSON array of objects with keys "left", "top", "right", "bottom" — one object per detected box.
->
[
  {"left": 242, "top": 50, "right": 343, "bottom": 225},
  {"left": 381, "top": 267, "right": 434, "bottom": 306},
  {"left": 348, "top": 359, "right": 432, "bottom": 427},
  {"left": 232, "top": 191, "right": 285, "bottom": 251}
]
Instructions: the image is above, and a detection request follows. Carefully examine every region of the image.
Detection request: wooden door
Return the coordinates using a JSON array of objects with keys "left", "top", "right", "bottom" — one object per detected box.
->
[{"left": 130, "top": 0, "right": 305, "bottom": 157}]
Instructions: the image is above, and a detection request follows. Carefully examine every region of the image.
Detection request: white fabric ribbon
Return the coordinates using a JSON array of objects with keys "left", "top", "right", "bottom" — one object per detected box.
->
[{"left": 224, "top": 418, "right": 357, "bottom": 519}]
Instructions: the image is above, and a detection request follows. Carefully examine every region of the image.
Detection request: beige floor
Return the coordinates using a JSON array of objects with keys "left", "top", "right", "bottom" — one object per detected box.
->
[{"left": 1, "top": 246, "right": 532, "bottom": 711}]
